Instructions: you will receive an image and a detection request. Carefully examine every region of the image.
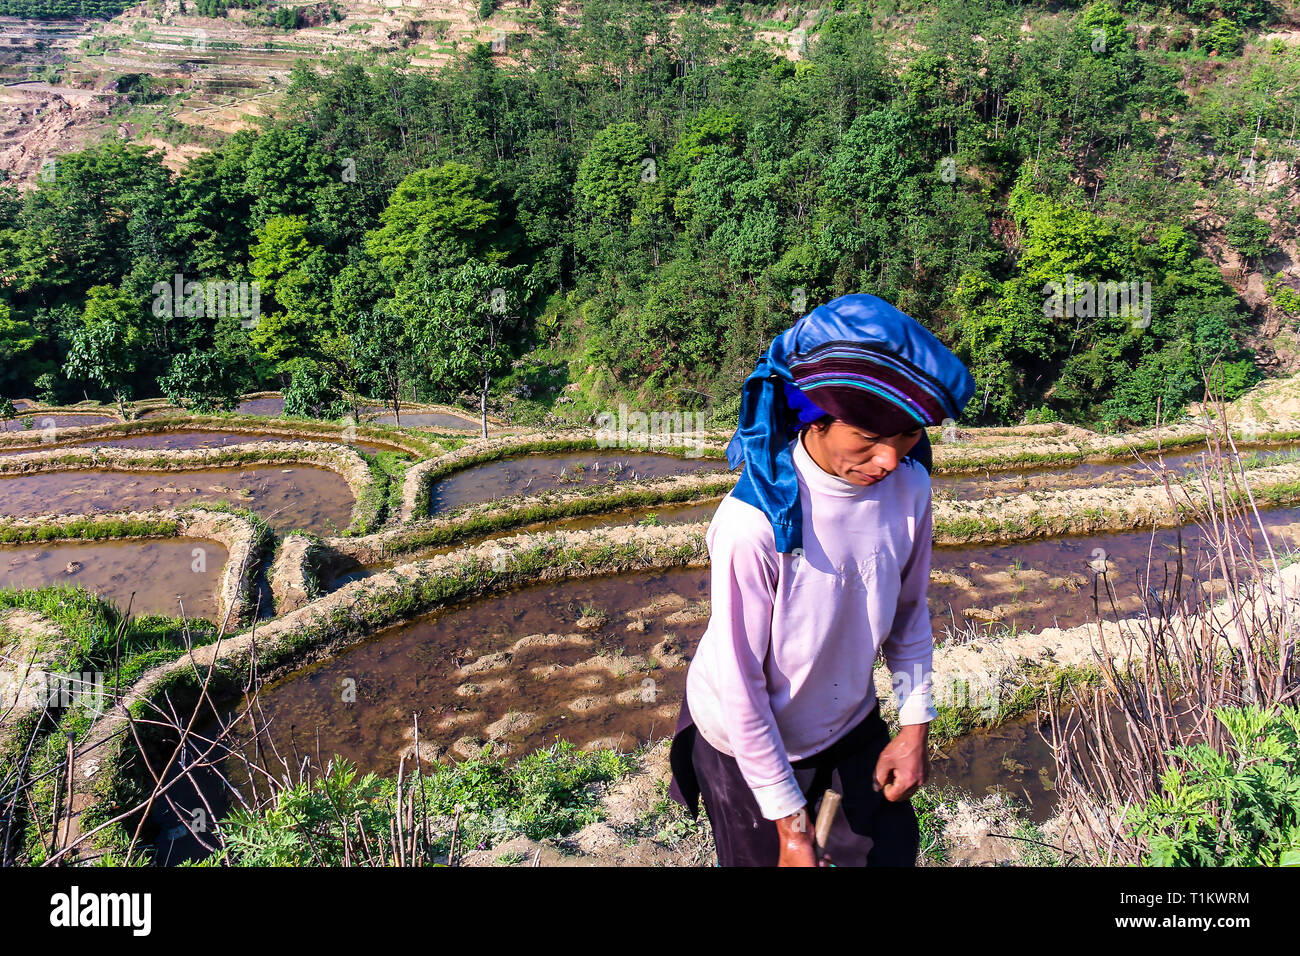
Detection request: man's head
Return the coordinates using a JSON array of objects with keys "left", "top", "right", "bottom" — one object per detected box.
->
[{"left": 801, "top": 415, "right": 923, "bottom": 486}]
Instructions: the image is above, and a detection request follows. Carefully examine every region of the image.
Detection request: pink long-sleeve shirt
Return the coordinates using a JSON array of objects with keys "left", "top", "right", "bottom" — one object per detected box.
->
[{"left": 684, "top": 429, "right": 938, "bottom": 820}]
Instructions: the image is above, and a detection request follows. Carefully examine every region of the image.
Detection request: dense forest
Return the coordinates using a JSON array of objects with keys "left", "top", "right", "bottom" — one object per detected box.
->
[
  {"left": 0, "top": 0, "right": 130, "bottom": 17},
  {"left": 2, "top": 0, "right": 1298, "bottom": 429}
]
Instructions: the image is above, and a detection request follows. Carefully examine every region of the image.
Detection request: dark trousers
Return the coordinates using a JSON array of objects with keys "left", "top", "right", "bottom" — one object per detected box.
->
[{"left": 669, "top": 691, "right": 920, "bottom": 867}]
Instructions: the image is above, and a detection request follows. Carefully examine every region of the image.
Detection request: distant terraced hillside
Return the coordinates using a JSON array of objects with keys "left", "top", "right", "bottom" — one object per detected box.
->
[
  {"left": 0, "top": 0, "right": 540, "bottom": 177},
  {"left": 0, "top": 0, "right": 821, "bottom": 181}
]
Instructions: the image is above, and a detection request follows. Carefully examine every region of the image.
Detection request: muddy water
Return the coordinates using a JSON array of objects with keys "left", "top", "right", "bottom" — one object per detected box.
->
[
  {"left": 330, "top": 497, "right": 1300, "bottom": 636},
  {"left": 137, "top": 398, "right": 285, "bottom": 418},
  {"left": 215, "top": 567, "right": 711, "bottom": 785},
  {"left": 207, "top": 505, "right": 1282, "bottom": 781},
  {"left": 932, "top": 445, "right": 1300, "bottom": 501},
  {"left": 237, "top": 397, "right": 285, "bottom": 416},
  {"left": 368, "top": 411, "right": 479, "bottom": 429},
  {"left": 0, "top": 538, "right": 227, "bottom": 619},
  {"left": 927, "top": 505, "right": 1300, "bottom": 635},
  {"left": 1, "top": 414, "right": 116, "bottom": 432},
  {"left": 927, "top": 709, "right": 1065, "bottom": 822},
  {"left": 0, "top": 430, "right": 395, "bottom": 456},
  {"left": 430, "top": 452, "right": 729, "bottom": 513},
  {"left": 927, "top": 694, "right": 1202, "bottom": 823},
  {"left": 0, "top": 466, "right": 355, "bottom": 535}
]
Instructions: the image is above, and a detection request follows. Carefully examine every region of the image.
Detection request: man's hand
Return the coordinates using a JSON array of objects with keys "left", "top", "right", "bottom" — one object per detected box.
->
[
  {"left": 873, "top": 722, "right": 930, "bottom": 802},
  {"left": 775, "top": 807, "right": 832, "bottom": 867}
]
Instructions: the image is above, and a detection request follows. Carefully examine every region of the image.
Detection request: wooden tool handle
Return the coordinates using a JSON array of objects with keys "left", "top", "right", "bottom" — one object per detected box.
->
[{"left": 814, "top": 789, "right": 842, "bottom": 851}]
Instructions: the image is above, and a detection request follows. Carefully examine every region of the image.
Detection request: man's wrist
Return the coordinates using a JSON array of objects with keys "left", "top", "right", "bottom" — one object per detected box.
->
[
  {"left": 896, "top": 720, "right": 930, "bottom": 741},
  {"left": 775, "top": 806, "right": 812, "bottom": 842}
]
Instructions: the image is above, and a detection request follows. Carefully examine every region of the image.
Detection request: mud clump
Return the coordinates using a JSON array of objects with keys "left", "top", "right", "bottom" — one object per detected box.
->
[
  {"left": 434, "top": 711, "right": 482, "bottom": 732},
  {"left": 566, "top": 694, "right": 611, "bottom": 714},
  {"left": 452, "top": 736, "right": 511, "bottom": 760},
  {"left": 511, "top": 632, "right": 591, "bottom": 652},
  {"left": 630, "top": 593, "right": 688, "bottom": 617},
  {"left": 457, "top": 651, "right": 513, "bottom": 677},
  {"left": 454, "top": 677, "right": 516, "bottom": 697},
  {"left": 485, "top": 711, "right": 537, "bottom": 740}
]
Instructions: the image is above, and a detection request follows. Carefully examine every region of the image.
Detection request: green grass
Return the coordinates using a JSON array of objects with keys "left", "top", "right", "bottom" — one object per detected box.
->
[
  {"left": 206, "top": 740, "right": 634, "bottom": 866},
  {"left": 350, "top": 450, "right": 412, "bottom": 535},
  {"left": 0, "top": 585, "right": 220, "bottom": 863},
  {"left": 0, "top": 515, "right": 179, "bottom": 544}
]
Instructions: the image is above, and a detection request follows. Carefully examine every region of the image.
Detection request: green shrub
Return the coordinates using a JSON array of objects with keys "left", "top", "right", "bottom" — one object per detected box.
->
[
  {"left": 1123, "top": 704, "right": 1300, "bottom": 867},
  {"left": 1201, "top": 18, "right": 1244, "bottom": 57},
  {"left": 211, "top": 740, "right": 634, "bottom": 865}
]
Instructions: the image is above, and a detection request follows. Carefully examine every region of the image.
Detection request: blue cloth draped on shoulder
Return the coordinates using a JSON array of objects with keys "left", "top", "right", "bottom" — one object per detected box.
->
[{"left": 725, "top": 293, "right": 976, "bottom": 553}]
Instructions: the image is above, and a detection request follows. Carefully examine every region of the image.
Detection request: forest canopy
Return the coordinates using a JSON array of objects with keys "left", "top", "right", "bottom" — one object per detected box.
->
[{"left": 2, "top": 0, "right": 1295, "bottom": 430}]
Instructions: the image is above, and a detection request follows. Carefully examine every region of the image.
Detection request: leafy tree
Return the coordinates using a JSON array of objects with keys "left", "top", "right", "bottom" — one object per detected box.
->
[
  {"left": 398, "top": 259, "right": 535, "bottom": 438},
  {"left": 0, "top": 299, "right": 38, "bottom": 396},
  {"left": 242, "top": 125, "right": 333, "bottom": 229},
  {"left": 1201, "top": 18, "right": 1245, "bottom": 56},
  {"left": 158, "top": 349, "right": 244, "bottom": 413},
  {"left": 173, "top": 133, "right": 257, "bottom": 276},
  {"left": 63, "top": 285, "right": 146, "bottom": 418},
  {"left": 1225, "top": 209, "right": 1273, "bottom": 269},
  {"left": 248, "top": 216, "right": 336, "bottom": 372},
  {"left": 13, "top": 142, "right": 176, "bottom": 297},
  {"left": 352, "top": 305, "right": 415, "bottom": 425},
  {"left": 364, "top": 164, "right": 518, "bottom": 288},
  {"left": 574, "top": 122, "right": 654, "bottom": 270},
  {"left": 282, "top": 359, "right": 349, "bottom": 420}
]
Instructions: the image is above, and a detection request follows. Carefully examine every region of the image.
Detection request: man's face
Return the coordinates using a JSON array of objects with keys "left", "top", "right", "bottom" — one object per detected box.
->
[{"left": 806, "top": 419, "right": 924, "bottom": 487}]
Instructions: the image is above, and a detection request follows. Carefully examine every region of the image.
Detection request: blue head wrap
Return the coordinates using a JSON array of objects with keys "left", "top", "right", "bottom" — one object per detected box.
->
[{"left": 726, "top": 293, "right": 976, "bottom": 553}]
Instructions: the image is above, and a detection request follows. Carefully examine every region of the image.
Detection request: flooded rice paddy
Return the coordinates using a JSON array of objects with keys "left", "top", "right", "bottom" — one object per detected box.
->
[
  {"left": 219, "top": 567, "right": 710, "bottom": 777},
  {"left": 329, "top": 501, "right": 1300, "bottom": 636},
  {"left": 368, "top": 411, "right": 479, "bottom": 429},
  {"left": 1, "top": 414, "right": 116, "bottom": 432},
  {"left": 236, "top": 397, "right": 286, "bottom": 416},
  {"left": 220, "top": 500, "right": 1295, "bottom": 787},
  {"left": 933, "top": 444, "right": 1300, "bottom": 501},
  {"left": 429, "top": 451, "right": 730, "bottom": 513},
  {"left": 0, "top": 538, "right": 227, "bottom": 620},
  {"left": 0, "top": 466, "right": 354, "bottom": 535},
  {"left": 0, "top": 429, "right": 395, "bottom": 456}
]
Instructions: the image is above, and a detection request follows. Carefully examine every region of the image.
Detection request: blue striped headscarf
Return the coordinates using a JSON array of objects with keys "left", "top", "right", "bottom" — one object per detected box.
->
[{"left": 726, "top": 293, "right": 975, "bottom": 553}]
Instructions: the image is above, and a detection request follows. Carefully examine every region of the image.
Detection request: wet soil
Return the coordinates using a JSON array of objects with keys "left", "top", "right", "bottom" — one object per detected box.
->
[
  {"left": 0, "top": 430, "right": 394, "bottom": 456},
  {"left": 430, "top": 452, "right": 730, "bottom": 513},
  {"left": 0, "top": 466, "right": 355, "bottom": 535},
  {"left": 1, "top": 414, "right": 116, "bottom": 433},
  {"left": 0, "top": 537, "right": 228, "bottom": 619},
  {"left": 933, "top": 445, "right": 1300, "bottom": 501}
]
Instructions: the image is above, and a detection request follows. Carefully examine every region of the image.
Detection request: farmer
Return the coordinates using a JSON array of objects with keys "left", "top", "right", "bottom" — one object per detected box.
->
[{"left": 667, "top": 292, "right": 975, "bottom": 867}]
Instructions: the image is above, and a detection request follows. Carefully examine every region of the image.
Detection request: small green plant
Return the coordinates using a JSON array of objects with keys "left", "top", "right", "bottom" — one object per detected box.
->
[
  {"left": 577, "top": 603, "right": 608, "bottom": 627},
  {"left": 1266, "top": 273, "right": 1300, "bottom": 316},
  {"left": 1122, "top": 704, "right": 1300, "bottom": 867},
  {"left": 637, "top": 513, "right": 661, "bottom": 527},
  {"left": 212, "top": 740, "right": 634, "bottom": 865}
]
